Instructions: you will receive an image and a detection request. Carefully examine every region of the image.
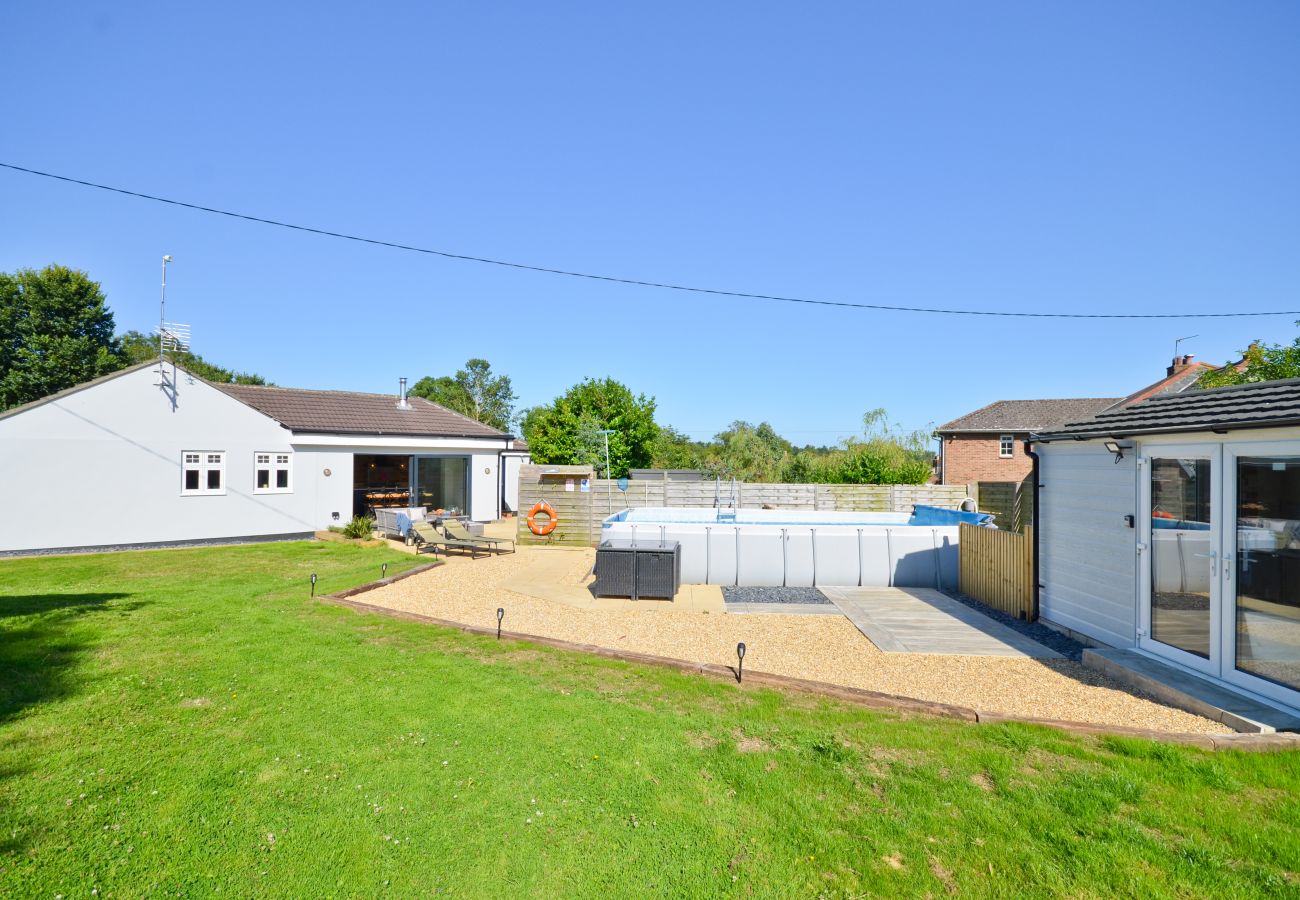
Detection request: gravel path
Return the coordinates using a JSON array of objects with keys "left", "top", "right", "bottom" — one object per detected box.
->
[
  {"left": 943, "top": 590, "right": 1091, "bottom": 661},
  {"left": 358, "top": 546, "right": 1227, "bottom": 734}
]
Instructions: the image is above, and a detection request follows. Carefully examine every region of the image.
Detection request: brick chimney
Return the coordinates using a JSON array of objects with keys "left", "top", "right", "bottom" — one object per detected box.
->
[{"left": 1167, "top": 354, "right": 1195, "bottom": 377}]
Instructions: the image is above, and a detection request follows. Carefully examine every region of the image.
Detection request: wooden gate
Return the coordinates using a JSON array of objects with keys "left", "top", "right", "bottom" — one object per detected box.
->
[{"left": 959, "top": 524, "right": 1035, "bottom": 620}]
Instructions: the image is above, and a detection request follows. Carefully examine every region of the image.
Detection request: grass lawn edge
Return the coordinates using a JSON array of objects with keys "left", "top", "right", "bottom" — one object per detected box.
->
[{"left": 318, "top": 584, "right": 1300, "bottom": 753}]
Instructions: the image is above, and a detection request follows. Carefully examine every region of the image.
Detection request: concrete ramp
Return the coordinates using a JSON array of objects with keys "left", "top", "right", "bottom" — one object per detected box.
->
[{"left": 821, "top": 587, "right": 1062, "bottom": 658}]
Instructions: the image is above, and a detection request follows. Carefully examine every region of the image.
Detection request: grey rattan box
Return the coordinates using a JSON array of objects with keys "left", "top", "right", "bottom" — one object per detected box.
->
[{"left": 593, "top": 539, "right": 681, "bottom": 600}]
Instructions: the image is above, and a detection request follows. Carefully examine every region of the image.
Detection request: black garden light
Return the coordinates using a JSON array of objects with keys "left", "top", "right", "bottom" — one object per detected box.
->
[
  {"left": 736, "top": 642, "right": 746, "bottom": 683},
  {"left": 496, "top": 607, "right": 504, "bottom": 640},
  {"left": 310, "top": 573, "right": 317, "bottom": 597},
  {"left": 381, "top": 562, "right": 388, "bottom": 579}
]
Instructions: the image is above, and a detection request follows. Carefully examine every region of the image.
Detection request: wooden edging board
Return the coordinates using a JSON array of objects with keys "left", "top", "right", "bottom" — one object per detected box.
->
[{"left": 319, "top": 574, "right": 1300, "bottom": 754}]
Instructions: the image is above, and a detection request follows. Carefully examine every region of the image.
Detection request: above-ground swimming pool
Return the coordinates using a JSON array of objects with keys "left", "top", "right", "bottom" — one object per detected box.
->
[{"left": 601, "top": 506, "right": 992, "bottom": 589}]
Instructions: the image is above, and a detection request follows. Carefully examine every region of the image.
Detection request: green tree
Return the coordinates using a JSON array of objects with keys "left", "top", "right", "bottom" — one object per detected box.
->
[
  {"left": 410, "top": 358, "right": 516, "bottom": 431},
  {"left": 0, "top": 265, "right": 126, "bottom": 410},
  {"left": 520, "top": 378, "right": 658, "bottom": 477},
  {"left": 1198, "top": 327, "right": 1300, "bottom": 388},
  {"left": 118, "top": 330, "right": 269, "bottom": 385},
  {"left": 703, "top": 420, "right": 792, "bottom": 482},
  {"left": 650, "top": 425, "right": 704, "bottom": 470}
]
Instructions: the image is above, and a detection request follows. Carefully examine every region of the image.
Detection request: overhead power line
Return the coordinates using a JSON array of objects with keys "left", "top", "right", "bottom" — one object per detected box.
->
[{"left": 3, "top": 160, "right": 1297, "bottom": 320}]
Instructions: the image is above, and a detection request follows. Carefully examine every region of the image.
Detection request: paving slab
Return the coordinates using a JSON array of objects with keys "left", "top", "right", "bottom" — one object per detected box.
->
[
  {"left": 1083, "top": 647, "right": 1300, "bottom": 734},
  {"left": 821, "top": 586, "right": 1062, "bottom": 658}
]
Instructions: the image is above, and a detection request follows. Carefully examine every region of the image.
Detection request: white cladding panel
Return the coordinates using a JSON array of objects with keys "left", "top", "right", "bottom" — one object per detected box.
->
[{"left": 1038, "top": 441, "right": 1138, "bottom": 647}]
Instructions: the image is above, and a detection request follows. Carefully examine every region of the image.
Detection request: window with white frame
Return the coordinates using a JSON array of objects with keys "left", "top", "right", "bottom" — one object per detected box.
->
[
  {"left": 254, "top": 452, "right": 293, "bottom": 493},
  {"left": 998, "top": 435, "right": 1015, "bottom": 458},
  {"left": 182, "top": 451, "right": 226, "bottom": 495}
]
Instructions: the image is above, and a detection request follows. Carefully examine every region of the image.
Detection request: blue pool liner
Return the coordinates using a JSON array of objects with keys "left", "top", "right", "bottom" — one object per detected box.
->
[{"left": 908, "top": 505, "right": 994, "bottom": 527}]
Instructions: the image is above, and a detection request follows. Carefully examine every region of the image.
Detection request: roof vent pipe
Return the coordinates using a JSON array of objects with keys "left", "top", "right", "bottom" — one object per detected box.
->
[{"left": 398, "top": 377, "right": 409, "bottom": 410}]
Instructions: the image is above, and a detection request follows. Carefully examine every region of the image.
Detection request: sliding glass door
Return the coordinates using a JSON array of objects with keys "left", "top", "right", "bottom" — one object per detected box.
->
[
  {"left": 413, "top": 456, "right": 469, "bottom": 517},
  {"left": 1142, "top": 440, "right": 1300, "bottom": 708}
]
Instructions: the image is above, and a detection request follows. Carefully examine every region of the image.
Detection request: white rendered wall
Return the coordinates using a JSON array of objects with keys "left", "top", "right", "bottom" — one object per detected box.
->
[
  {"left": 0, "top": 368, "right": 513, "bottom": 553},
  {"left": 288, "top": 444, "right": 506, "bottom": 525},
  {"left": 501, "top": 453, "right": 528, "bottom": 513},
  {"left": 0, "top": 367, "right": 311, "bottom": 552},
  {"left": 470, "top": 453, "right": 498, "bottom": 521}
]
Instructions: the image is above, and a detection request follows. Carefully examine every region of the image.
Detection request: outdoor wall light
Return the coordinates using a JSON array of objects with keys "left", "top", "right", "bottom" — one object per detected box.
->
[{"left": 1103, "top": 440, "right": 1133, "bottom": 464}]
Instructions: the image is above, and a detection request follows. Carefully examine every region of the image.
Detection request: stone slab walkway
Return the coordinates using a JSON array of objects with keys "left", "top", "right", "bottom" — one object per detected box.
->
[{"left": 821, "top": 586, "right": 1063, "bottom": 658}]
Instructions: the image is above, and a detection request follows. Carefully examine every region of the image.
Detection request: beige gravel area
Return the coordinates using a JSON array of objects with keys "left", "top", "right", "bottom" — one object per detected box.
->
[{"left": 361, "top": 545, "right": 1228, "bottom": 735}]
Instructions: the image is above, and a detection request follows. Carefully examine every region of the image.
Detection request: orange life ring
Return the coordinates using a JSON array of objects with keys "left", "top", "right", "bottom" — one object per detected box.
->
[{"left": 527, "top": 501, "right": 558, "bottom": 536}]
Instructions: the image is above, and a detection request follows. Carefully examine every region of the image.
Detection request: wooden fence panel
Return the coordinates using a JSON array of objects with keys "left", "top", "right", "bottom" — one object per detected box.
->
[
  {"left": 958, "top": 524, "right": 1035, "bottom": 620},
  {"left": 975, "top": 477, "right": 1033, "bottom": 532},
  {"left": 515, "top": 474, "right": 974, "bottom": 546},
  {"left": 517, "top": 479, "right": 667, "bottom": 545}
]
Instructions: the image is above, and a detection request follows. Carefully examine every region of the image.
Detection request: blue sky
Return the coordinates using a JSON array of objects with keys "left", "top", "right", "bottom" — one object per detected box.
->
[{"left": 3, "top": 2, "right": 1298, "bottom": 443}]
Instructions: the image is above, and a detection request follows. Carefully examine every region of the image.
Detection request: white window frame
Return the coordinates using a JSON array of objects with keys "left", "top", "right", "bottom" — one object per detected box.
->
[
  {"left": 254, "top": 451, "right": 293, "bottom": 494},
  {"left": 998, "top": 434, "right": 1015, "bottom": 458},
  {"left": 181, "top": 451, "right": 226, "bottom": 496}
]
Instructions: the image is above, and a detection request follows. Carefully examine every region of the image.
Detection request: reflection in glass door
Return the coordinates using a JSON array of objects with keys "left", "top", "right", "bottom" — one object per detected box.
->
[
  {"left": 1147, "top": 456, "right": 1215, "bottom": 662},
  {"left": 1233, "top": 457, "right": 1300, "bottom": 695},
  {"left": 413, "top": 456, "right": 469, "bottom": 516}
]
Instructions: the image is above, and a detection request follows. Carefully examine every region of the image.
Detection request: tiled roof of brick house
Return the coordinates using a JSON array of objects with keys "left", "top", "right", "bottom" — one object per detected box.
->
[{"left": 936, "top": 398, "right": 1121, "bottom": 434}]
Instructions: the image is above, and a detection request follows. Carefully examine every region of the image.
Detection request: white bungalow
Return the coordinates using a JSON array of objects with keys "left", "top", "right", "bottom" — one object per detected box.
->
[
  {"left": 1030, "top": 378, "right": 1300, "bottom": 722},
  {"left": 0, "top": 361, "right": 523, "bottom": 555}
]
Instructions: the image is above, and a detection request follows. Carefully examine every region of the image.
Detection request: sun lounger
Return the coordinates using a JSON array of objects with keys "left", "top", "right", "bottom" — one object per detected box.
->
[
  {"left": 409, "top": 522, "right": 485, "bottom": 558},
  {"left": 442, "top": 520, "right": 515, "bottom": 554}
]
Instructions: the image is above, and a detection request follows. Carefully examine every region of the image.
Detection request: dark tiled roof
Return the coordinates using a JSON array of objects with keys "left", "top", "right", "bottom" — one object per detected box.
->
[
  {"left": 1115, "top": 363, "right": 1216, "bottom": 406},
  {"left": 937, "top": 398, "right": 1121, "bottom": 434},
  {"left": 214, "top": 383, "right": 509, "bottom": 439},
  {"left": 1038, "top": 378, "right": 1300, "bottom": 439}
]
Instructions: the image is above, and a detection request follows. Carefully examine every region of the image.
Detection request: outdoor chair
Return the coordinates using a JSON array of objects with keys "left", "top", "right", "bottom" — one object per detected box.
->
[
  {"left": 442, "top": 520, "right": 515, "bottom": 554},
  {"left": 409, "top": 521, "right": 485, "bottom": 559}
]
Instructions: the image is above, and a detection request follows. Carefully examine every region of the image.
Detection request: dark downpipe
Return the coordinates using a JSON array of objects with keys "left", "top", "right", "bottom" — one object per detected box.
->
[{"left": 1023, "top": 438, "right": 1041, "bottom": 621}]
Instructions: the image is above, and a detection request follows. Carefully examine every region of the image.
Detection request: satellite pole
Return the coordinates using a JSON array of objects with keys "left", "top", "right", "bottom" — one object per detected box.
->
[
  {"left": 159, "top": 255, "right": 173, "bottom": 372},
  {"left": 155, "top": 255, "right": 190, "bottom": 410}
]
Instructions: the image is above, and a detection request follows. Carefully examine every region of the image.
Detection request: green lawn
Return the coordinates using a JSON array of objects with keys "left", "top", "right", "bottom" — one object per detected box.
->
[{"left": 1, "top": 543, "right": 1297, "bottom": 898}]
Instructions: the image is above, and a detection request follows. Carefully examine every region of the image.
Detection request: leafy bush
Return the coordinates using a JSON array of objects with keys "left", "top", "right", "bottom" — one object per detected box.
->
[{"left": 341, "top": 515, "right": 376, "bottom": 540}]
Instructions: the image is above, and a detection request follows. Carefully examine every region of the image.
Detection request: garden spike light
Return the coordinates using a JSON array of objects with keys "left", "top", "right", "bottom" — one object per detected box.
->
[
  {"left": 310, "top": 573, "right": 317, "bottom": 597},
  {"left": 736, "top": 642, "right": 746, "bottom": 683},
  {"left": 381, "top": 562, "right": 388, "bottom": 580},
  {"left": 496, "top": 607, "right": 504, "bottom": 640}
]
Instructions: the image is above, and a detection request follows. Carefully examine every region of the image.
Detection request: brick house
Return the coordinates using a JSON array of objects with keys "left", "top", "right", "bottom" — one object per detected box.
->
[{"left": 936, "top": 355, "right": 1216, "bottom": 486}]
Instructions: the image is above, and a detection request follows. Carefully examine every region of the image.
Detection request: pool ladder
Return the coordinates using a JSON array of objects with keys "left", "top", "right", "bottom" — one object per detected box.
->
[{"left": 715, "top": 477, "right": 738, "bottom": 520}]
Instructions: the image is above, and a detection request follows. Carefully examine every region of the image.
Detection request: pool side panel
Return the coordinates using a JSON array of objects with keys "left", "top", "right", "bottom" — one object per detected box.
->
[{"left": 601, "top": 509, "right": 963, "bottom": 589}]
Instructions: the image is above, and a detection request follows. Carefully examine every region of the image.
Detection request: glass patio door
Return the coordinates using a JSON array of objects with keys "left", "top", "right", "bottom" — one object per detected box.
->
[
  {"left": 1140, "top": 445, "right": 1222, "bottom": 675},
  {"left": 412, "top": 456, "right": 470, "bottom": 517},
  {"left": 1222, "top": 445, "right": 1300, "bottom": 706}
]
